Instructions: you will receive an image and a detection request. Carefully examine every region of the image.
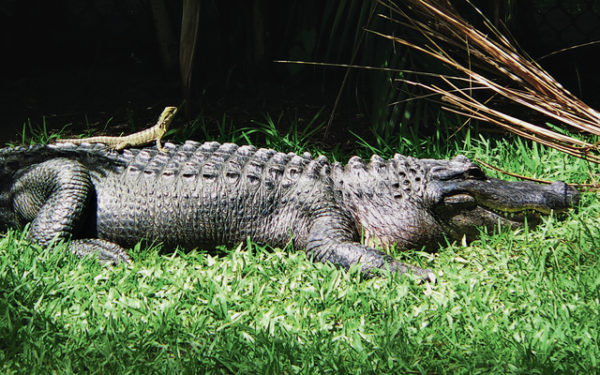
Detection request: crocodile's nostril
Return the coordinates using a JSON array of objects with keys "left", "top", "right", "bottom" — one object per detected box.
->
[
  {"left": 566, "top": 185, "right": 580, "bottom": 206},
  {"left": 549, "top": 181, "right": 567, "bottom": 192}
]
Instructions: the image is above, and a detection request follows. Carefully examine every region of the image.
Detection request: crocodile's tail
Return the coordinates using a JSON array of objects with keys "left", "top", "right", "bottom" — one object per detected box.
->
[
  {"left": 1, "top": 143, "right": 126, "bottom": 231},
  {"left": 1, "top": 143, "right": 126, "bottom": 179},
  {"left": 1, "top": 144, "right": 54, "bottom": 179}
]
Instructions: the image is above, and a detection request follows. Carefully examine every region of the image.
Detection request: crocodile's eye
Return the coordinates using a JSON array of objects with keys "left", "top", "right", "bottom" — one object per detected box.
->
[
  {"left": 432, "top": 164, "right": 486, "bottom": 181},
  {"left": 465, "top": 166, "right": 485, "bottom": 179}
]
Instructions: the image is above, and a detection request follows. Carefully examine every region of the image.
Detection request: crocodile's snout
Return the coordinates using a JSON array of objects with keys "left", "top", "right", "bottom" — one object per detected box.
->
[{"left": 547, "top": 181, "right": 579, "bottom": 210}]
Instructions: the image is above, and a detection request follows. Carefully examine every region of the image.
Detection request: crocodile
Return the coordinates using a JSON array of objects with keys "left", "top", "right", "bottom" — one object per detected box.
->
[{"left": 0, "top": 141, "right": 579, "bottom": 281}]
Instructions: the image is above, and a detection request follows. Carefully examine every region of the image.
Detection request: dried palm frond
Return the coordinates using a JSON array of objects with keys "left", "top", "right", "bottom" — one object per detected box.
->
[{"left": 371, "top": 0, "right": 600, "bottom": 162}]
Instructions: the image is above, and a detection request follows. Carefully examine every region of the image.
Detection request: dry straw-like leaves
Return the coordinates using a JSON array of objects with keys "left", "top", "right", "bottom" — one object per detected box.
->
[{"left": 372, "top": 0, "right": 600, "bottom": 162}]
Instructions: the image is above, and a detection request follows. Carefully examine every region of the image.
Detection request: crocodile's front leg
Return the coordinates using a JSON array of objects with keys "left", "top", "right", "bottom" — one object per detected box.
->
[
  {"left": 306, "top": 216, "right": 435, "bottom": 281},
  {"left": 11, "top": 158, "right": 130, "bottom": 264}
]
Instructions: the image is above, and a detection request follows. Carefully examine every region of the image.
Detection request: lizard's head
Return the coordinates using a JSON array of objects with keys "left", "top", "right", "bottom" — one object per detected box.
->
[{"left": 158, "top": 106, "right": 178, "bottom": 131}]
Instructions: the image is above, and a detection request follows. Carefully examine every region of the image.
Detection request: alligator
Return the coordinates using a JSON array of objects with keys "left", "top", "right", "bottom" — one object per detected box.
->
[{"left": 0, "top": 141, "right": 579, "bottom": 281}]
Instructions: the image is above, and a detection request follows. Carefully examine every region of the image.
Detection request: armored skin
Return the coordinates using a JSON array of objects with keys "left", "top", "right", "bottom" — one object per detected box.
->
[{"left": 0, "top": 141, "right": 579, "bottom": 280}]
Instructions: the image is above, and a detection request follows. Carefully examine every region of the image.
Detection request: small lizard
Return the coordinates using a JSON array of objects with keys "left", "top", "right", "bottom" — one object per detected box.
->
[{"left": 57, "top": 106, "right": 178, "bottom": 152}]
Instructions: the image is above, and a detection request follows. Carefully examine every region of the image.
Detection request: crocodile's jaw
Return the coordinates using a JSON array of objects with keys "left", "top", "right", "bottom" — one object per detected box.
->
[
  {"left": 434, "top": 193, "right": 537, "bottom": 241},
  {"left": 433, "top": 179, "right": 579, "bottom": 241}
]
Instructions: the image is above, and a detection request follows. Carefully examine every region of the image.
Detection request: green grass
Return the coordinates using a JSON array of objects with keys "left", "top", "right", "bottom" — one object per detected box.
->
[{"left": 1, "top": 116, "right": 599, "bottom": 374}]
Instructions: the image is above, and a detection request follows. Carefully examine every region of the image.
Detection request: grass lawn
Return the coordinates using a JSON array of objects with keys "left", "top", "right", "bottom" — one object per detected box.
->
[{"left": 1, "top": 117, "right": 599, "bottom": 374}]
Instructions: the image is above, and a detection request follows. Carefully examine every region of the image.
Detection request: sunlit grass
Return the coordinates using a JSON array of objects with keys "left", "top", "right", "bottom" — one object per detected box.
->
[{"left": 1, "top": 115, "right": 598, "bottom": 374}]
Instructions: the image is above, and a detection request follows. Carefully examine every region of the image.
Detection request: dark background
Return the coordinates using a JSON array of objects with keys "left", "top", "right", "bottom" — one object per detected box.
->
[{"left": 1, "top": 0, "right": 599, "bottom": 145}]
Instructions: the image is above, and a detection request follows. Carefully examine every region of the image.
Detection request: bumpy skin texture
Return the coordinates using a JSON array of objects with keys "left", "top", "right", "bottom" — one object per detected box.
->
[{"left": 0, "top": 141, "right": 579, "bottom": 280}]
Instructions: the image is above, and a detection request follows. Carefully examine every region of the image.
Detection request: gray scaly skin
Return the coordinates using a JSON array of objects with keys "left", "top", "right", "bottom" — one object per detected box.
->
[{"left": 0, "top": 141, "right": 579, "bottom": 281}]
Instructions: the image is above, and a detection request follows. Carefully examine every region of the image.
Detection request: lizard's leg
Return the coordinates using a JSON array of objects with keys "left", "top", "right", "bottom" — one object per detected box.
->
[
  {"left": 113, "top": 136, "right": 166, "bottom": 152},
  {"left": 155, "top": 136, "right": 166, "bottom": 152},
  {"left": 11, "top": 158, "right": 130, "bottom": 264},
  {"left": 114, "top": 140, "right": 130, "bottom": 151},
  {"left": 306, "top": 215, "right": 435, "bottom": 282}
]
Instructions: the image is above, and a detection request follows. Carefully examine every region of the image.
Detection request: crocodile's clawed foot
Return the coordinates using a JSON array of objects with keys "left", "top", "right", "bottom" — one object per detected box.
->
[
  {"left": 70, "top": 239, "right": 131, "bottom": 265},
  {"left": 394, "top": 263, "right": 437, "bottom": 284},
  {"left": 415, "top": 268, "right": 437, "bottom": 284}
]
